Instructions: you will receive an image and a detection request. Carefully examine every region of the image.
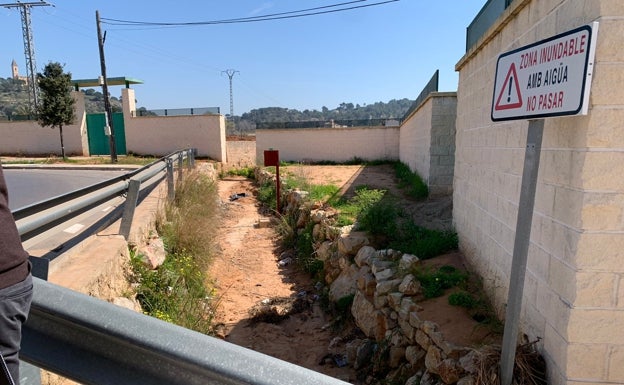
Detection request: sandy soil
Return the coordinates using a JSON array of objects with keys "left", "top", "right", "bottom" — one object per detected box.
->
[{"left": 209, "top": 165, "right": 496, "bottom": 384}]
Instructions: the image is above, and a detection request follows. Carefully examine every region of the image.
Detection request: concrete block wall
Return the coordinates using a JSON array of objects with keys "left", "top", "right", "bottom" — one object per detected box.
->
[
  {"left": 400, "top": 93, "right": 457, "bottom": 196},
  {"left": 256, "top": 126, "right": 400, "bottom": 164},
  {"left": 453, "top": 1, "right": 624, "bottom": 384},
  {"left": 122, "top": 88, "right": 226, "bottom": 161},
  {"left": 0, "top": 91, "right": 88, "bottom": 156}
]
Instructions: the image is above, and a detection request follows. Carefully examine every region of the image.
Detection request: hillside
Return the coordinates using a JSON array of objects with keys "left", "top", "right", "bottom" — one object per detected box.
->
[{"left": 0, "top": 77, "right": 122, "bottom": 119}]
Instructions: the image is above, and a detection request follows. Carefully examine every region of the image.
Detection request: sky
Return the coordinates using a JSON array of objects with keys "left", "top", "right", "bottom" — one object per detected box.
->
[{"left": 0, "top": 1, "right": 486, "bottom": 115}]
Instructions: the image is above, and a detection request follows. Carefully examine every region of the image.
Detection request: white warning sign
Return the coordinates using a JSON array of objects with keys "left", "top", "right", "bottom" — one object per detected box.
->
[{"left": 491, "top": 23, "right": 598, "bottom": 121}]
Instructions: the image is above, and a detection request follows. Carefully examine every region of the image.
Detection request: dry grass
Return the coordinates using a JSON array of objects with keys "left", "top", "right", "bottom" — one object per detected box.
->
[
  {"left": 156, "top": 170, "right": 220, "bottom": 270},
  {"left": 473, "top": 339, "right": 547, "bottom": 385}
]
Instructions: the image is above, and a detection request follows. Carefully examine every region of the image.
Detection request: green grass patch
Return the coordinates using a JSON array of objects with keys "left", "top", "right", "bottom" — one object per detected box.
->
[
  {"left": 393, "top": 161, "right": 428, "bottom": 200},
  {"left": 223, "top": 166, "right": 255, "bottom": 179},
  {"left": 414, "top": 265, "right": 467, "bottom": 299}
]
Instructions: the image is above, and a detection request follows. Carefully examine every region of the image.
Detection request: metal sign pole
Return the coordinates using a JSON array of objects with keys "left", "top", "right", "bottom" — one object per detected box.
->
[{"left": 500, "top": 119, "right": 544, "bottom": 385}]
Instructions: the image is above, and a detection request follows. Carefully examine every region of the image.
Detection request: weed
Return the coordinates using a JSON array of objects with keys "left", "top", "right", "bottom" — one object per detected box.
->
[
  {"left": 414, "top": 265, "right": 467, "bottom": 298},
  {"left": 132, "top": 169, "right": 220, "bottom": 334},
  {"left": 224, "top": 166, "right": 255, "bottom": 179},
  {"left": 393, "top": 161, "right": 428, "bottom": 200}
]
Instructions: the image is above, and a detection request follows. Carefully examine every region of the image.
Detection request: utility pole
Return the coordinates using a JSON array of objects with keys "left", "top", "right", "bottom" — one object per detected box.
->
[
  {"left": 0, "top": 1, "right": 51, "bottom": 112},
  {"left": 222, "top": 69, "right": 239, "bottom": 136},
  {"left": 96, "top": 10, "right": 117, "bottom": 163}
]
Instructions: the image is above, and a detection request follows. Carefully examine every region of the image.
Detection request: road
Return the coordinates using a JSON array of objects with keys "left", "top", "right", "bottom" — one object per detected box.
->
[{"left": 4, "top": 169, "right": 127, "bottom": 211}]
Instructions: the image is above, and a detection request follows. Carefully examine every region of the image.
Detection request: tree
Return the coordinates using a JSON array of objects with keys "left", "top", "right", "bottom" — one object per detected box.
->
[{"left": 37, "top": 62, "right": 75, "bottom": 159}]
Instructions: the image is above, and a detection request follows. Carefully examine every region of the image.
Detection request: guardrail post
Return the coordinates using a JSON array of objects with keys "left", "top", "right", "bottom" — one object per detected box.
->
[
  {"left": 167, "top": 159, "right": 175, "bottom": 201},
  {"left": 187, "top": 149, "right": 196, "bottom": 170},
  {"left": 177, "top": 153, "right": 183, "bottom": 182},
  {"left": 119, "top": 179, "right": 141, "bottom": 240}
]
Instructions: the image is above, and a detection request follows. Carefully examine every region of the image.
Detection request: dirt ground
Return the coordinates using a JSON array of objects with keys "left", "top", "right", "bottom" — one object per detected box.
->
[{"left": 210, "top": 165, "right": 496, "bottom": 383}]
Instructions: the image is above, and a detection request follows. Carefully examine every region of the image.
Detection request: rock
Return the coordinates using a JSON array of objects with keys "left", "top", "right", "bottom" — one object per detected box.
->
[
  {"left": 356, "top": 269, "right": 376, "bottom": 296},
  {"left": 398, "top": 314, "right": 415, "bottom": 342},
  {"left": 345, "top": 338, "right": 364, "bottom": 365},
  {"left": 388, "top": 292, "right": 403, "bottom": 310},
  {"left": 459, "top": 350, "right": 479, "bottom": 374},
  {"left": 399, "top": 253, "right": 420, "bottom": 271},
  {"left": 409, "top": 311, "right": 423, "bottom": 328},
  {"left": 312, "top": 223, "right": 324, "bottom": 242},
  {"left": 137, "top": 236, "right": 166, "bottom": 269},
  {"left": 437, "top": 359, "right": 462, "bottom": 384},
  {"left": 406, "top": 345, "right": 426, "bottom": 365},
  {"left": 415, "top": 329, "right": 432, "bottom": 350},
  {"left": 405, "top": 374, "right": 422, "bottom": 385},
  {"left": 370, "top": 259, "right": 394, "bottom": 274},
  {"left": 355, "top": 245, "right": 376, "bottom": 267},
  {"left": 373, "top": 293, "right": 388, "bottom": 309},
  {"left": 337, "top": 231, "right": 370, "bottom": 255},
  {"left": 425, "top": 346, "right": 444, "bottom": 374},
  {"left": 399, "top": 274, "right": 422, "bottom": 295},
  {"left": 376, "top": 249, "right": 402, "bottom": 260},
  {"left": 376, "top": 278, "right": 402, "bottom": 295},
  {"left": 329, "top": 264, "right": 360, "bottom": 302},
  {"left": 352, "top": 291, "right": 383, "bottom": 339},
  {"left": 373, "top": 267, "right": 396, "bottom": 281},
  {"left": 354, "top": 340, "right": 376, "bottom": 370},
  {"left": 112, "top": 297, "right": 141, "bottom": 312},
  {"left": 389, "top": 346, "right": 406, "bottom": 368},
  {"left": 457, "top": 375, "right": 475, "bottom": 385},
  {"left": 315, "top": 241, "right": 334, "bottom": 262},
  {"left": 400, "top": 297, "right": 421, "bottom": 313},
  {"left": 420, "top": 371, "right": 440, "bottom": 385},
  {"left": 310, "top": 209, "right": 327, "bottom": 223}
]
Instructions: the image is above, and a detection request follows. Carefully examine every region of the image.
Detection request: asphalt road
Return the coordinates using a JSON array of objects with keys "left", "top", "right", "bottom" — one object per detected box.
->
[{"left": 4, "top": 169, "right": 127, "bottom": 211}]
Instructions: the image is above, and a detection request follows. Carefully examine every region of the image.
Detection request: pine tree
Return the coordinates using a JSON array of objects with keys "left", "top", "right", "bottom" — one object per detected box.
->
[{"left": 37, "top": 62, "right": 75, "bottom": 159}]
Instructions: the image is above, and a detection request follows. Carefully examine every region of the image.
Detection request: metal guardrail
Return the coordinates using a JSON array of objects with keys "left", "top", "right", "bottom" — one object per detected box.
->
[
  {"left": 23, "top": 279, "right": 349, "bottom": 385},
  {"left": 466, "top": 0, "right": 514, "bottom": 51},
  {"left": 16, "top": 150, "right": 349, "bottom": 384},
  {"left": 13, "top": 149, "right": 192, "bottom": 241}
]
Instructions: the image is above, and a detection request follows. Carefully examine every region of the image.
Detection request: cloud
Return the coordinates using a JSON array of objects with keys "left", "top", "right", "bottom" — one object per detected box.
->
[{"left": 249, "top": 2, "right": 274, "bottom": 16}]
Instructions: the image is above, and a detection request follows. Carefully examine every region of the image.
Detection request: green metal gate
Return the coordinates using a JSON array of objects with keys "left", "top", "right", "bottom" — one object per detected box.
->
[{"left": 86, "top": 113, "right": 127, "bottom": 156}]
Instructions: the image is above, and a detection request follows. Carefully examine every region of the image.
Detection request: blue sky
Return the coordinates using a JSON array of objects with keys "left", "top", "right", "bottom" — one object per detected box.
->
[{"left": 0, "top": 1, "right": 486, "bottom": 114}]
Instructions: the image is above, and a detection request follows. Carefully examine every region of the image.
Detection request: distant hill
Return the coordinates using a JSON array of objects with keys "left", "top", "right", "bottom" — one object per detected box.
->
[
  {"left": 240, "top": 98, "right": 414, "bottom": 123},
  {"left": 0, "top": 77, "right": 122, "bottom": 119}
]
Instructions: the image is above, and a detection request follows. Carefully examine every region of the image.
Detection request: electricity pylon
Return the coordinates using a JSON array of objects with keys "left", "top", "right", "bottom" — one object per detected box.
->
[{"left": 1, "top": 1, "right": 51, "bottom": 111}]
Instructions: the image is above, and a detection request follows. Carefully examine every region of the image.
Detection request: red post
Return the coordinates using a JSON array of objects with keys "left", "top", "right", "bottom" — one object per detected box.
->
[{"left": 263, "top": 149, "right": 280, "bottom": 213}]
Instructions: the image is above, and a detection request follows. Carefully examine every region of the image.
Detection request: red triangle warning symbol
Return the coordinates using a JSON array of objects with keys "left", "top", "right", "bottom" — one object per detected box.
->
[{"left": 495, "top": 63, "right": 523, "bottom": 111}]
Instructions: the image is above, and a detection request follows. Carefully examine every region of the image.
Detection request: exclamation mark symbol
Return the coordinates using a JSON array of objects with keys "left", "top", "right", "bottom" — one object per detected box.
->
[{"left": 507, "top": 76, "right": 513, "bottom": 103}]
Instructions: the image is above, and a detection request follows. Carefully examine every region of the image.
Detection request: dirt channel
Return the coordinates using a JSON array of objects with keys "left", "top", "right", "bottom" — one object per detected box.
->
[{"left": 210, "top": 165, "right": 494, "bottom": 383}]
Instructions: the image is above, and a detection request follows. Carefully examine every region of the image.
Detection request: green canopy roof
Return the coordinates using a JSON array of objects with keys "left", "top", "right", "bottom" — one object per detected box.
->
[{"left": 72, "top": 77, "right": 143, "bottom": 90}]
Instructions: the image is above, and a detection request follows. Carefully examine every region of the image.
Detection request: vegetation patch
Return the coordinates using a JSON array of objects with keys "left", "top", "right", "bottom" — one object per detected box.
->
[
  {"left": 130, "top": 170, "right": 219, "bottom": 334},
  {"left": 413, "top": 265, "right": 468, "bottom": 299},
  {"left": 393, "top": 161, "right": 428, "bottom": 200}
]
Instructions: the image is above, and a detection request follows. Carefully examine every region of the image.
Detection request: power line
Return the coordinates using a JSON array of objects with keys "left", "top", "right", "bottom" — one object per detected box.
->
[{"left": 101, "top": 0, "right": 399, "bottom": 27}]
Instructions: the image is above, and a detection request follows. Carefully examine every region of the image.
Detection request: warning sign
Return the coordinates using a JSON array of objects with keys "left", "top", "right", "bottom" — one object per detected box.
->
[
  {"left": 491, "top": 23, "right": 598, "bottom": 121},
  {"left": 494, "top": 63, "right": 523, "bottom": 110}
]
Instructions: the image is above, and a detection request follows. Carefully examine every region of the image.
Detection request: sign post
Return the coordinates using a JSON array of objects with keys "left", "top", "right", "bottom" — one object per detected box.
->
[
  {"left": 263, "top": 149, "right": 281, "bottom": 214},
  {"left": 490, "top": 23, "right": 598, "bottom": 385}
]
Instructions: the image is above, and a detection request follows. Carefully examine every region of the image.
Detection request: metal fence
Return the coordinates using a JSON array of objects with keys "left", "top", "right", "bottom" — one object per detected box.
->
[
  {"left": 256, "top": 118, "right": 401, "bottom": 130},
  {"left": 402, "top": 70, "right": 439, "bottom": 121},
  {"left": 15, "top": 150, "right": 349, "bottom": 384},
  {"left": 466, "top": 0, "right": 514, "bottom": 51},
  {"left": 136, "top": 107, "right": 220, "bottom": 117}
]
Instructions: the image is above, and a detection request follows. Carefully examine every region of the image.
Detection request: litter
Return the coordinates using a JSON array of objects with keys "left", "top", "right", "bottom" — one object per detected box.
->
[{"left": 229, "top": 193, "right": 247, "bottom": 201}]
